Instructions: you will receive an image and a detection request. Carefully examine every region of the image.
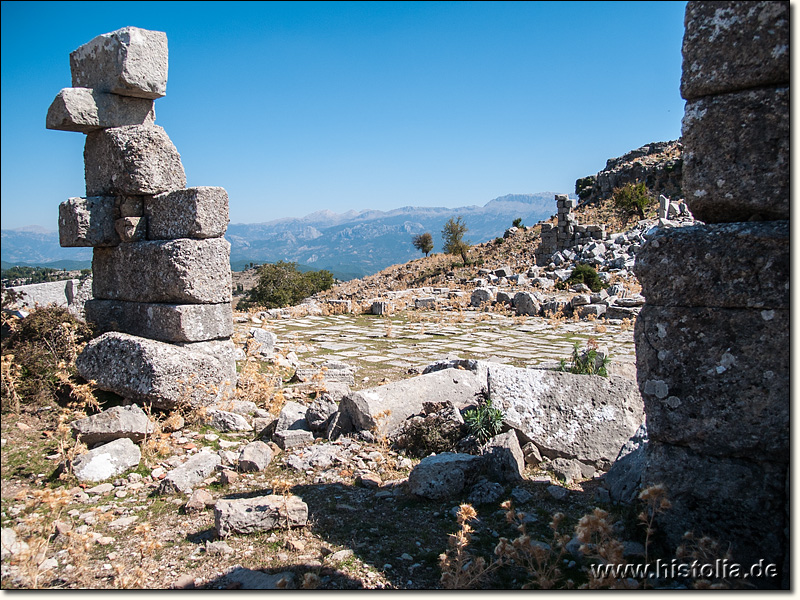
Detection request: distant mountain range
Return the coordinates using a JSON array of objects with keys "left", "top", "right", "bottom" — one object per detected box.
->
[{"left": 2, "top": 193, "right": 571, "bottom": 280}]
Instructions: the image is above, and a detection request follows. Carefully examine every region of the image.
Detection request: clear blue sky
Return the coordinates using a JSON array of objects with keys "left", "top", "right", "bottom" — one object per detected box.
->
[{"left": 1, "top": 1, "right": 688, "bottom": 230}]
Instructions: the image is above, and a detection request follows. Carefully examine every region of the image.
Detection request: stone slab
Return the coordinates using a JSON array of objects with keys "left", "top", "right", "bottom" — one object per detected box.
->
[
  {"left": 72, "top": 437, "right": 141, "bottom": 482},
  {"left": 682, "top": 87, "right": 788, "bottom": 222},
  {"left": 634, "top": 221, "right": 789, "bottom": 309},
  {"left": 145, "top": 186, "right": 229, "bottom": 240},
  {"left": 47, "top": 87, "right": 155, "bottom": 133},
  {"left": 70, "top": 27, "right": 168, "bottom": 99},
  {"left": 92, "top": 237, "right": 231, "bottom": 304},
  {"left": 85, "top": 299, "right": 233, "bottom": 342},
  {"left": 487, "top": 364, "right": 644, "bottom": 469},
  {"left": 214, "top": 495, "right": 308, "bottom": 536},
  {"left": 635, "top": 304, "right": 788, "bottom": 458},
  {"left": 59, "top": 196, "right": 118, "bottom": 247},
  {"left": 84, "top": 125, "right": 185, "bottom": 196},
  {"left": 681, "top": 1, "right": 789, "bottom": 100},
  {"left": 76, "top": 332, "right": 236, "bottom": 409},
  {"left": 71, "top": 404, "right": 155, "bottom": 445},
  {"left": 644, "top": 441, "right": 786, "bottom": 579},
  {"left": 340, "top": 368, "right": 485, "bottom": 436}
]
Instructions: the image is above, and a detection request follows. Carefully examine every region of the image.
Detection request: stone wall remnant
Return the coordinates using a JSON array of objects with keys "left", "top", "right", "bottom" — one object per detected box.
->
[
  {"left": 634, "top": 1, "right": 789, "bottom": 587},
  {"left": 47, "top": 26, "right": 235, "bottom": 408}
]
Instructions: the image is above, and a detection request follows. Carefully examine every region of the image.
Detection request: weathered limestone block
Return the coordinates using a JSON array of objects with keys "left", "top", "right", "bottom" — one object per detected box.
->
[
  {"left": 340, "top": 368, "right": 484, "bottom": 437},
  {"left": 158, "top": 450, "right": 221, "bottom": 494},
  {"left": 644, "top": 441, "right": 786, "bottom": 578},
  {"left": 487, "top": 364, "right": 644, "bottom": 469},
  {"left": 76, "top": 332, "right": 236, "bottom": 409},
  {"left": 70, "top": 404, "right": 155, "bottom": 445},
  {"left": 238, "top": 441, "right": 274, "bottom": 472},
  {"left": 59, "top": 196, "right": 118, "bottom": 247},
  {"left": 117, "top": 196, "right": 144, "bottom": 217},
  {"left": 681, "top": 1, "right": 789, "bottom": 100},
  {"left": 84, "top": 125, "right": 186, "bottom": 196},
  {"left": 215, "top": 496, "right": 308, "bottom": 536},
  {"left": 92, "top": 238, "right": 231, "bottom": 304},
  {"left": 145, "top": 187, "right": 229, "bottom": 240},
  {"left": 115, "top": 216, "right": 146, "bottom": 242},
  {"left": 682, "top": 87, "right": 789, "bottom": 222},
  {"left": 635, "top": 304, "right": 788, "bottom": 458},
  {"left": 513, "top": 291, "right": 540, "bottom": 316},
  {"left": 482, "top": 431, "right": 525, "bottom": 483},
  {"left": 634, "top": 222, "right": 789, "bottom": 309},
  {"left": 46, "top": 87, "right": 155, "bottom": 133},
  {"left": 407, "top": 453, "right": 484, "bottom": 500},
  {"left": 72, "top": 437, "right": 141, "bottom": 483},
  {"left": 470, "top": 288, "right": 494, "bottom": 307},
  {"left": 84, "top": 299, "right": 233, "bottom": 343},
  {"left": 70, "top": 27, "right": 168, "bottom": 99}
]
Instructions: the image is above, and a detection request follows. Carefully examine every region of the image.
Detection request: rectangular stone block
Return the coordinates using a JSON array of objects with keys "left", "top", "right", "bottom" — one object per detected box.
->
[
  {"left": 70, "top": 27, "right": 168, "bottom": 99},
  {"left": 634, "top": 221, "right": 789, "bottom": 309},
  {"left": 644, "top": 441, "right": 786, "bottom": 580},
  {"left": 145, "top": 187, "right": 229, "bottom": 240},
  {"left": 92, "top": 238, "right": 231, "bottom": 304},
  {"left": 76, "top": 332, "right": 235, "bottom": 409},
  {"left": 46, "top": 87, "right": 155, "bottom": 133},
  {"left": 59, "top": 196, "right": 119, "bottom": 247},
  {"left": 85, "top": 299, "right": 233, "bottom": 342},
  {"left": 635, "top": 304, "right": 788, "bottom": 458},
  {"left": 682, "top": 87, "right": 788, "bottom": 222},
  {"left": 85, "top": 125, "right": 186, "bottom": 196},
  {"left": 681, "top": 1, "right": 789, "bottom": 100}
]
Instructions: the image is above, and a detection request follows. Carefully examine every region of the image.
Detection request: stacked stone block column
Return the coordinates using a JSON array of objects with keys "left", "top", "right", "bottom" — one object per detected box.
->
[
  {"left": 48, "top": 27, "right": 236, "bottom": 409},
  {"left": 634, "top": 2, "right": 788, "bottom": 586},
  {"left": 535, "top": 194, "right": 607, "bottom": 265}
]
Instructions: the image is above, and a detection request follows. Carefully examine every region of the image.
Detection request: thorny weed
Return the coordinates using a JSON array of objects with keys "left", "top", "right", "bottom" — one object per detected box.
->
[
  {"left": 439, "top": 504, "right": 499, "bottom": 589},
  {"left": 370, "top": 409, "right": 393, "bottom": 452}
]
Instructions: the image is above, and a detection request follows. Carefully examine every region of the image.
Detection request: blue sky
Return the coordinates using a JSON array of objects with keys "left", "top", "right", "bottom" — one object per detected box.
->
[{"left": 1, "top": 1, "right": 688, "bottom": 230}]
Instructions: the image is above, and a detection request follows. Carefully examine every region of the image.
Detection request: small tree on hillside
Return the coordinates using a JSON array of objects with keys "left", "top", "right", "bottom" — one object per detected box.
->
[
  {"left": 412, "top": 232, "right": 434, "bottom": 257},
  {"left": 442, "top": 216, "right": 470, "bottom": 264},
  {"left": 243, "top": 261, "right": 334, "bottom": 309}
]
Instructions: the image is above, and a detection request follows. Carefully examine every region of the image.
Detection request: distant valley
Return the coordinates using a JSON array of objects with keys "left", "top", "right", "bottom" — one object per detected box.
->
[{"left": 2, "top": 193, "right": 570, "bottom": 280}]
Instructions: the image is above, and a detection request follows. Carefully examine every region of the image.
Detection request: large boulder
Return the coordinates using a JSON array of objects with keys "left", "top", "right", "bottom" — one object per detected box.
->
[
  {"left": 76, "top": 332, "right": 236, "bottom": 409},
  {"left": 603, "top": 424, "right": 648, "bottom": 504},
  {"left": 634, "top": 304, "right": 788, "bottom": 458},
  {"left": 214, "top": 495, "right": 308, "bottom": 536},
  {"left": 407, "top": 453, "right": 484, "bottom": 500},
  {"left": 482, "top": 430, "right": 525, "bottom": 483},
  {"left": 72, "top": 437, "right": 141, "bottom": 482},
  {"left": 92, "top": 238, "right": 231, "bottom": 304},
  {"left": 47, "top": 87, "right": 155, "bottom": 133},
  {"left": 158, "top": 450, "right": 221, "bottom": 494},
  {"left": 340, "top": 368, "right": 484, "bottom": 437},
  {"left": 85, "top": 300, "right": 233, "bottom": 343},
  {"left": 70, "top": 27, "right": 168, "bottom": 99},
  {"left": 70, "top": 404, "right": 155, "bottom": 445},
  {"left": 58, "top": 196, "right": 118, "bottom": 247},
  {"left": 145, "top": 187, "right": 229, "bottom": 240},
  {"left": 84, "top": 125, "right": 185, "bottom": 197},
  {"left": 487, "top": 364, "right": 644, "bottom": 469}
]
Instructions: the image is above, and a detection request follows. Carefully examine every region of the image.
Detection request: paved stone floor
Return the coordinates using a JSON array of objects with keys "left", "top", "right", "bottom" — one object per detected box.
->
[{"left": 236, "top": 308, "right": 637, "bottom": 389}]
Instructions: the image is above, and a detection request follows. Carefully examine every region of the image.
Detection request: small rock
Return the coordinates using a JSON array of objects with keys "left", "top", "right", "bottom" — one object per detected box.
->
[
  {"left": 173, "top": 574, "right": 196, "bottom": 589},
  {"left": 328, "top": 549, "right": 354, "bottom": 563},
  {"left": 97, "top": 536, "right": 115, "bottom": 546},
  {"left": 220, "top": 469, "right": 239, "bottom": 485},
  {"left": 186, "top": 489, "right": 214, "bottom": 513},
  {"left": 205, "top": 540, "right": 235, "bottom": 556},
  {"left": 359, "top": 472, "right": 382, "bottom": 488},
  {"left": 547, "top": 485, "right": 569, "bottom": 500}
]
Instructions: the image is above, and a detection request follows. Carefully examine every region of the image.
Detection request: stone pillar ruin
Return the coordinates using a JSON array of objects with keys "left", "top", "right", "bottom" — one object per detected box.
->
[
  {"left": 634, "top": 1, "right": 788, "bottom": 587},
  {"left": 47, "top": 27, "right": 236, "bottom": 410},
  {"left": 535, "top": 194, "right": 607, "bottom": 266}
]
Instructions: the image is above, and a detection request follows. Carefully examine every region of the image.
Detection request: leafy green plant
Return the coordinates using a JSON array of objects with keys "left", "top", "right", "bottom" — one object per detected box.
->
[
  {"left": 412, "top": 232, "right": 434, "bottom": 257},
  {"left": 442, "top": 216, "right": 471, "bottom": 265},
  {"left": 559, "top": 340, "right": 610, "bottom": 377},
  {"left": 241, "top": 261, "right": 334, "bottom": 309},
  {"left": 512, "top": 218, "right": 524, "bottom": 228},
  {"left": 463, "top": 396, "right": 504, "bottom": 443},
  {"left": 494, "top": 237, "right": 504, "bottom": 245},
  {"left": 564, "top": 263, "right": 605, "bottom": 293},
  {"left": 612, "top": 182, "right": 652, "bottom": 218}
]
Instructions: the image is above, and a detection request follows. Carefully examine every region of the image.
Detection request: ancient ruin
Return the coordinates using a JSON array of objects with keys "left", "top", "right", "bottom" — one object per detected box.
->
[
  {"left": 47, "top": 27, "right": 236, "bottom": 409},
  {"left": 634, "top": 0, "right": 789, "bottom": 587}
]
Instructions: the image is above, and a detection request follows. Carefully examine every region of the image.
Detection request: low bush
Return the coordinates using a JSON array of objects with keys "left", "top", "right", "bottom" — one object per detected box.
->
[
  {"left": 241, "top": 261, "right": 334, "bottom": 309},
  {"left": 564, "top": 263, "right": 605, "bottom": 293},
  {"left": 612, "top": 182, "right": 652, "bottom": 218},
  {"left": 559, "top": 339, "right": 610, "bottom": 377},
  {"left": 463, "top": 396, "right": 504, "bottom": 443}
]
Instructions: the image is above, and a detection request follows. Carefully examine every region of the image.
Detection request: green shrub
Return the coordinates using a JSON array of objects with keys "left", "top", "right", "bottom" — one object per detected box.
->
[
  {"left": 494, "top": 237, "right": 504, "bottom": 245},
  {"left": 242, "top": 261, "right": 334, "bottom": 309},
  {"left": 612, "top": 182, "right": 652, "bottom": 218},
  {"left": 1, "top": 306, "right": 94, "bottom": 411},
  {"left": 559, "top": 340, "right": 610, "bottom": 377},
  {"left": 576, "top": 176, "right": 595, "bottom": 200},
  {"left": 565, "top": 263, "right": 605, "bottom": 293},
  {"left": 512, "top": 218, "right": 524, "bottom": 228},
  {"left": 463, "top": 397, "right": 504, "bottom": 443}
]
